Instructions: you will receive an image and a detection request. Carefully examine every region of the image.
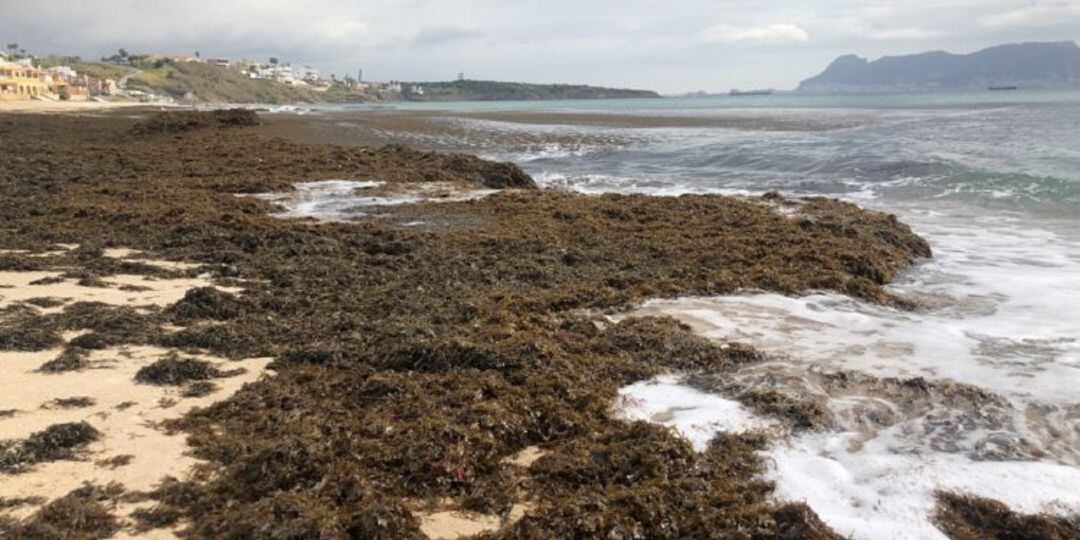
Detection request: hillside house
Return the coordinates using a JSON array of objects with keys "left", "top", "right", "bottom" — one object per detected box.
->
[{"left": 0, "top": 61, "right": 48, "bottom": 100}]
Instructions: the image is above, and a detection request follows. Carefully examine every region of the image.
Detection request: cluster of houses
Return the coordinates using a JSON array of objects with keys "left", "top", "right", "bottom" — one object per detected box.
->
[
  {"left": 118, "top": 53, "right": 424, "bottom": 96},
  {"left": 1, "top": 48, "right": 425, "bottom": 102},
  {"left": 0, "top": 57, "right": 116, "bottom": 102}
]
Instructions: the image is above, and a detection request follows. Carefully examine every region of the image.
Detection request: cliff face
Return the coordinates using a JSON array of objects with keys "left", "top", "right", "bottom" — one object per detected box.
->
[{"left": 798, "top": 41, "right": 1080, "bottom": 93}]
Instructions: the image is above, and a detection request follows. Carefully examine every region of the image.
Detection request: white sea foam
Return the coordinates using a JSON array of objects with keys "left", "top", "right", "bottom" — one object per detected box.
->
[
  {"left": 616, "top": 375, "right": 774, "bottom": 451},
  {"left": 613, "top": 207, "right": 1080, "bottom": 538},
  {"left": 616, "top": 373, "right": 1080, "bottom": 540},
  {"left": 770, "top": 431, "right": 1080, "bottom": 540},
  {"left": 251, "top": 179, "right": 496, "bottom": 221},
  {"left": 535, "top": 172, "right": 757, "bottom": 198}
]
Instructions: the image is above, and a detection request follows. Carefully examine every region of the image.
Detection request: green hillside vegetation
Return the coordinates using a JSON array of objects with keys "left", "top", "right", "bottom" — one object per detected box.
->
[
  {"left": 125, "top": 61, "right": 318, "bottom": 104},
  {"left": 37, "top": 56, "right": 130, "bottom": 80},
  {"left": 403, "top": 79, "right": 661, "bottom": 101}
]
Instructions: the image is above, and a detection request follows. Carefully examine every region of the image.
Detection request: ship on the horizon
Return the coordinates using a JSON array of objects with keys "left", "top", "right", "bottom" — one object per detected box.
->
[
  {"left": 729, "top": 89, "right": 774, "bottom": 96},
  {"left": 988, "top": 85, "right": 1019, "bottom": 91}
]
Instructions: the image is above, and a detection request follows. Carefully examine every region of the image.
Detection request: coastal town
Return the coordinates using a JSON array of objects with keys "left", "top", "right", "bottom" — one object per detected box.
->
[{"left": 0, "top": 44, "right": 420, "bottom": 103}]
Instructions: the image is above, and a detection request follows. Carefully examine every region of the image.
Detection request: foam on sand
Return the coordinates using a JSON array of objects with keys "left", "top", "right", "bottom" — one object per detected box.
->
[{"left": 615, "top": 375, "right": 774, "bottom": 451}]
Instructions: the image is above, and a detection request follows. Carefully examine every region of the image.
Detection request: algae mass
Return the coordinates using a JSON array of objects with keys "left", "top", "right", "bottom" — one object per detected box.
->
[{"left": 1, "top": 109, "right": 1068, "bottom": 539}]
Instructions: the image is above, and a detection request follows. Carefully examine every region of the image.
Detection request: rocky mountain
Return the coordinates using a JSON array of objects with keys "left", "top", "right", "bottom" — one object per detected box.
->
[{"left": 798, "top": 41, "right": 1080, "bottom": 93}]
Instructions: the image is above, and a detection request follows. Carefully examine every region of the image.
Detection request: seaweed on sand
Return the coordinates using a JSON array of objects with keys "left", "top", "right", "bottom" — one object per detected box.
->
[
  {"left": 0, "top": 483, "right": 124, "bottom": 540},
  {"left": 933, "top": 491, "right": 1080, "bottom": 540},
  {"left": 24, "top": 297, "right": 66, "bottom": 309},
  {"left": 38, "top": 347, "right": 91, "bottom": 373},
  {"left": 181, "top": 381, "right": 219, "bottom": 397},
  {"left": 53, "top": 302, "right": 162, "bottom": 346},
  {"left": 0, "top": 496, "right": 46, "bottom": 510},
  {"left": 0, "top": 110, "right": 935, "bottom": 537},
  {"left": 134, "top": 352, "right": 243, "bottom": 386},
  {"left": 490, "top": 425, "right": 838, "bottom": 539},
  {"left": 0, "top": 305, "right": 63, "bottom": 351},
  {"left": 164, "top": 286, "right": 243, "bottom": 322},
  {"left": 132, "top": 476, "right": 423, "bottom": 538},
  {"left": 46, "top": 396, "right": 97, "bottom": 409},
  {"left": 95, "top": 454, "right": 135, "bottom": 469},
  {"left": 0, "top": 422, "right": 101, "bottom": 473}
]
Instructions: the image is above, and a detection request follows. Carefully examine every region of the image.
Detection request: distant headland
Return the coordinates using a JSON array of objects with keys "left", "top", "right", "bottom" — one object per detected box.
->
[
  {"left": 394, "top": 79, "right": 659, "bottom": 102},
  {"left": 798, "top": 41, "right": 1080, "bottom": 93}
]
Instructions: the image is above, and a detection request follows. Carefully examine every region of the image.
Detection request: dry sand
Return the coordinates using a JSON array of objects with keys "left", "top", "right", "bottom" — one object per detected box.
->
[{"left": 0, "top": 248, "right": 268, "bottom": 537}]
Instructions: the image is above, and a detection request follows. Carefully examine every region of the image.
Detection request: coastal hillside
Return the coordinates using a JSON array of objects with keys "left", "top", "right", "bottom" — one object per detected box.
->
[
  {"left": 124, "top": 62, "right": 323, "bottom": 104},
  {"left": 24, "top": 56, "right": 659, "bottom": 104},
  {"left": 798, "top": 41, "right": 1080, "bottom": 93},
  {"left": 401, "top": 79, "right": 660, "bottom": 101},
  {"left": 34, "top": 58, "right": 375, "bottom": 104}
]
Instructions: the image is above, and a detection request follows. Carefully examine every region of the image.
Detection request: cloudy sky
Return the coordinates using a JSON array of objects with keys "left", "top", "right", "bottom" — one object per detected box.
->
[{"left": 2, "top": 0, "right": 1078, "bottom": 93}]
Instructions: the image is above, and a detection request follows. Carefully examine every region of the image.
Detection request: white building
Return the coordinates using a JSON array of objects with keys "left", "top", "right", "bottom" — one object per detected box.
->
[
  {"left": 294, "top": 65, "right": 319, "bottom": 82},
  {"left": 256, "top": 65, "right": 299, "bottom": 84},
  {"left": 47, "top": 66, "right": 78, "bottom": 79}
]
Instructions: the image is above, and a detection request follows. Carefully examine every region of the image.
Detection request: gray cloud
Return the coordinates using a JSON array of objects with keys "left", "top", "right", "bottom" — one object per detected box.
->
[{"left": 2, "top": 0, "right": 1078, "bottom": 93}]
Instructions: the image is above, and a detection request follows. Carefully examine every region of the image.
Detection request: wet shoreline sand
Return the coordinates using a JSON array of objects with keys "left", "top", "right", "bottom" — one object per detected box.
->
[{"left": 1, "top": 108, "right": 1073, "bottom": 538}]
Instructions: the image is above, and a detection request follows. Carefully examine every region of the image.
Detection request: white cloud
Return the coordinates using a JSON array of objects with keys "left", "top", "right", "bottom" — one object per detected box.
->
[
  {"left": 866, "top": 27, "right": 945, "bottom": 40},
  {"left": 979, "top": 0, "right": 1080, "bottom": 28},
  {"left": 701, "top": 23, "right": 810, "bottom": 44}
]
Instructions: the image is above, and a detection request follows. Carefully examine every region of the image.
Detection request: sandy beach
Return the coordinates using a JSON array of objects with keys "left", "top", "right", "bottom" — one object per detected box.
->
[{"left": 0, "top": 100, "right": 164, "bottom": 114}]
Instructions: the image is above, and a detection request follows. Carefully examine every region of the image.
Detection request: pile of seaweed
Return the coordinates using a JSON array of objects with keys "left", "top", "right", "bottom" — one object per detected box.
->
[
  {"left": 0, "top": 109, "right": 1009, "bottom": 538},
  {"left": 131, "top": 108, "right": 261, "bottom": 134},
  {"left": 0, "top": 422, "right": 101, "bottom": 474},
  {"left": 0, "top": 483, "right": 127, "bottom": 539}
]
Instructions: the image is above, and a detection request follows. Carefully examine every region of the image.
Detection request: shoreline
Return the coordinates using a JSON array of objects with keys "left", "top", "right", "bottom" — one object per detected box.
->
[
  {"left": 1, "top": 109, "right": 1073, "bottom": 539},
  {"left": 0, "top": 100, "right": 171, "bottom": 114}
]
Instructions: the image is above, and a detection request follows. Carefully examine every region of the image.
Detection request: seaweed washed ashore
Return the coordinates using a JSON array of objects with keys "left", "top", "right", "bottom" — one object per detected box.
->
[{"left": 0, "top": 109, "right": 1068, "bottom": 539}]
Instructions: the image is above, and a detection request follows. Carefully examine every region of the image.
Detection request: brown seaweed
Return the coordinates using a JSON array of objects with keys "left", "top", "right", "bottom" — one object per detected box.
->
[
  {"left": 934, "top": 491, "right": 1080, "bottom": 540},
  {"left": 0, "top": 483, "right": 124, "bottom": 540},
  {"left": 0, "top": 109, "right": 939, "bottom": 538},
  {"left": 134, "top": 352, "right": 243, "bottom": 386},
  {"left": 132, "top": 108, "right": 261, "bottom": 134},
  {"left": 0, "top": 422, "right": 102, "bottom": 473},
  {"left": 46, "top": 397, "right": 97, "bottom": 409}
]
